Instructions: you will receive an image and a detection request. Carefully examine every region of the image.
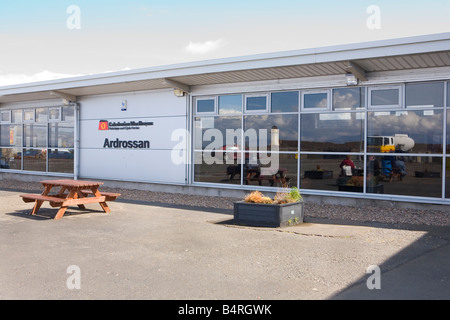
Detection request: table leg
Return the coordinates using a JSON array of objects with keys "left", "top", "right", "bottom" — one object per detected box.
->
[
  {"left": 91, "top": 186, "right": 110, "bottom": 213},
  {"left": 54, "top": 189, "right": 76, "bottom": 220},
  {"left": 31, "top": 185, "right": 53, "bottom": 215},
  {"left": 75, "top": 190, "right": 86, "bottom": 210}
]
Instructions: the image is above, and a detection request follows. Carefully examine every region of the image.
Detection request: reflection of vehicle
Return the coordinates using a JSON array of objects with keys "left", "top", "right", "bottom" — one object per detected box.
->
[{"left": 368, "top": 134, "right": 415, "bottom": 153}]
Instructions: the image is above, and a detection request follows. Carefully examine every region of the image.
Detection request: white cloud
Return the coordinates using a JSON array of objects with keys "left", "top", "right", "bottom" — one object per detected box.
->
[
  {"left": 0, "top": 70, "right": 84, "bottom": 87},
  {"left": 185, "top": 39, "right": 225, "bottom": 55}
]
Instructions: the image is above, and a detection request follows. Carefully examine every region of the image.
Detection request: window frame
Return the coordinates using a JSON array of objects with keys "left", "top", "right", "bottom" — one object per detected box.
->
[
  {"left": 23, "top": 109, "right": 36, "bottom": 123},
  {"left": 48, "top": 107, "right": 62, "bottom": 122},
  {"left": 301, "top": 89, "right": 330, "bottom": 112},
  {"left": 195, "top": 96, "right": 217, "bottom": 115},
  {"left": 0, "top": 110, "right": 11, "bottom": 124},
  {"left": 368, "top": 85, "right": 403, "bottom": 109},
  {"left": 244, "top": 93, "right": 269, "bottom": 113}
]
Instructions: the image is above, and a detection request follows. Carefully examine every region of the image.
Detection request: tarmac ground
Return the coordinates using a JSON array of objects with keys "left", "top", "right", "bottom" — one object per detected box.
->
[{"left": 1, "top": 189, "right": 449, "bottom": 301}]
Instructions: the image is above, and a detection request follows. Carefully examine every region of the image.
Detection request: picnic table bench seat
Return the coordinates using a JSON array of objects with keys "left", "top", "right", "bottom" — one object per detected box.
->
[{"left": 80, "top": 190, "right": 121, "bottom": 201}]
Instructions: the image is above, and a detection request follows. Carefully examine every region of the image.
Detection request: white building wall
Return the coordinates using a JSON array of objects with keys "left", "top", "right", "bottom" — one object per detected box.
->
[{"left": 78, "top": 89, "right": 188, "bottom": 184}]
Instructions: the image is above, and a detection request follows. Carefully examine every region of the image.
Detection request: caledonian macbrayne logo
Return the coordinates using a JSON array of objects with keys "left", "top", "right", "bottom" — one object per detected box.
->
[{"left": 99, "top": 120, "right": 152, "bottom": 149}]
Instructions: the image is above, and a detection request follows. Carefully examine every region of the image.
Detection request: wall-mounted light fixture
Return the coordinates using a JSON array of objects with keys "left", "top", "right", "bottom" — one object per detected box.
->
[
  {"left": 173, "top": 89, "right": 185, "bottom": 97},
  {"left": 121, "top": 99, "right": 127, "bottom": 111},
  {"left": 345, "top": 73, "right": 358, "bottom": 86}
]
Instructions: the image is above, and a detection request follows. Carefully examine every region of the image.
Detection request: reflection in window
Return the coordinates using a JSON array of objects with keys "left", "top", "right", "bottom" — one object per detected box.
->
[
  {"left": 244, "top": 153, "right": 298, "bottom": 188},
  {"left": 23, "top": 109, "right": 35, "bottom": 122},
  {"left": 370, "top": 87, "right": 400, "bottom": 107},
  {"left": 1, "top": 110, "right": 11, "bottom": 122},
  {"left": 218, "top": 95, "right": 242, "bottom": 115},
  {"left": 368, "top": 110, "right": 443, "bottom": 153},
  {"left": 1, "top": 125, "right": 22, "bottom": 147},
  {"left": 23, "top": 148, "right": 46, "bottom": 172},
  {"left": 244, "top": 114, "right": 298, "bottom": 151},
  {"left": 405, "top": 82, "right": 444, "bottom": 108},
  {"left": 35, "top": 108, "right": 48, "bottom": 122},
  {"left": 301, "top": 112, "right": 365, "bottom": 152},
  {"left": 332, "top": 87, "right": 365, "bottom": 110},
  {"left": 24, "top": 124, "right": 46, "bottom": 148},
  {"left": 367, "top": 155, "right": 442, "bottom": 198},
  {"left": 246, "top": 95, "right": 267, "bottom": 112},
  {"left": 303, "top": 92, "right": 328, "bottom": 109},
  {"left": 194, "top": 116, "right": 241, "bottom": 150},
  {"left": 300, "top": 154, "right": 364, "bottom": 192},
  {"left": 194, "top": 151, "right": 241, "bottom": 185},
  {"left": 49, "top": 124, "right": 74, "bottom": 148},
  {"left": 62, "top": 105, "right": 75, "bottom": 122},
  {"left": 0, "top": 148, "right": 22, "bottom": 170},
  {"left": 196, "top": 99, "right": 215, "bottom": 113},
  {"left": 271, "top": 91, "right": 298, "bottom": 113},
  {"left": 48, "top": 149, "right": 74, "bottom": 173},
  {"left": 12, "top": 110, "right": 22, "bottom": 123}
]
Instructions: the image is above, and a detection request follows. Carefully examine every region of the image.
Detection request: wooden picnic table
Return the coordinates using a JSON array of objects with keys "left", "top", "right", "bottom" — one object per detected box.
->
[{"left": 20, "top": 179, "right": 120, "bottom": 220}]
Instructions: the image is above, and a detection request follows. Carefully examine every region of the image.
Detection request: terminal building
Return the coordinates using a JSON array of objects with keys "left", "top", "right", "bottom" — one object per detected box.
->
[{"left": 1, "top": 33, "right": 450, "bottom": 207}]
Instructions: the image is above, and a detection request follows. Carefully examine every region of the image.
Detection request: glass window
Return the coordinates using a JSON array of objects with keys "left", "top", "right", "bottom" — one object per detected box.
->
[
  {"left": 218, "top": 95, "right": 242, "bottom": 115},
  {"left": 23, "top": 109, "right": 35, "bottom": 122},
  {"left": 48, "top": 148, "right": 74, "bottom": 173},
  {"left": 62, "top": 105, "right": 75, "bottom": 122},
  {"left": 369, "top": 86, "right": 401, "bottom": 108},
  {"left": 244, "top": 153, "right": 298, "bottom": 188},
  {"left": 23, "top": 148, "right": 46, "bottom": 172},
  {"left": 447, "top": 82, "right": 450, "bottom": 107},
  {"left": 367, "top": 155, "right": 442, "bottom": 198},
  {"left": 245, "top": 95, "right": 268, "bottom": 112},
  {"left": 49, "top": 123, "right": 74, "bottom": 148},
  {"left": 244, "top": 114, "right": 298, "bottom": 152},
  {"left": 368, "top": 110, "right": 443, "bottom": 154},
  {"left": 196, "top": 98, "right": 215, "bottom": 114},
  {"left": 0, "top": 125, "right": 22, "bottom": 147},
  {"left": 332, "top": 87, "right": 365, "bottom": 110},
  {"left": 271, "top": 91, "right": 298, "bottom": 113},
  {"left": 194, "top": 116, "right": 241, "bottom": 150},
  {"left": 301, "top": 112, "right": 365, "bottom": 152},
  {"left": 405, "top": 82, "right": 444, "bottom": 108},
  {"left": 1, "top": 110, "right": 11, "bottom": 123},
  {"left": 49, "top": 107, "right": 61, "bottom": 121},
  {"left": 302, "top": 91, "right": 329, "bottom": 110},
  {"left": 11, "top": 110, "right": 22, "bottom": 123},
  {"left": 35, "top": 108, "right": 48, "bottom": 122},
  {"left": 300, "top": 154, "right": 364, "bottom": 192},
  {"left": 194, "top": 151, "right": 241, "bottom": 185},
  {"left": 0, "top": 148, "right": 22, "bottom": 170},
  {"left": 24, "top": 124, "right": 47, "bottom": 148}
]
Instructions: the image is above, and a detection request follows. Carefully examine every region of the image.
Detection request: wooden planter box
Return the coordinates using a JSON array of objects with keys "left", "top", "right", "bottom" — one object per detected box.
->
[{"left": 233, "top": 201, "right": 304, "bottom": 227}]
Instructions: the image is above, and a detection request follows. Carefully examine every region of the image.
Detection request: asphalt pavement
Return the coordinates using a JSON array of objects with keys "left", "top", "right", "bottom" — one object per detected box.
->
[{"left": 1, "top": 189, "right": 449, "bottom": 300}]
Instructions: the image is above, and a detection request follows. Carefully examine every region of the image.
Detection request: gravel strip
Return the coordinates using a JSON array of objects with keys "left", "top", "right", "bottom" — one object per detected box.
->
[{"left": 2, "top": 179, "right": 449, "bottom": 227}]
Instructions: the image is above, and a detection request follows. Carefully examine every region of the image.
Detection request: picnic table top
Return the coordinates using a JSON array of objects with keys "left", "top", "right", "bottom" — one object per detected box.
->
[{"left": 39, "top": 179, "right": 104, "bottom": 188}]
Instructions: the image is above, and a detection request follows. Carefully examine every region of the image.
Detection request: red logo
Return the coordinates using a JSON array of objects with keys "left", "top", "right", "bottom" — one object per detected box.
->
[{"left": 98, "top": 120, "right": 109, "bottom": 130}]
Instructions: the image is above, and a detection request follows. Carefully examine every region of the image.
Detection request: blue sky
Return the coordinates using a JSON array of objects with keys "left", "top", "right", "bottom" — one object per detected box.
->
[{"left": 0, "top": 0, "right": 449, "bottom": 85}]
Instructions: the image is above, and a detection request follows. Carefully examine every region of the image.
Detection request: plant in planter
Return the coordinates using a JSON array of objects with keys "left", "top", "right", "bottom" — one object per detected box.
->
[{"left": 234, "top": 187, "right": 304, "bottom": 227}]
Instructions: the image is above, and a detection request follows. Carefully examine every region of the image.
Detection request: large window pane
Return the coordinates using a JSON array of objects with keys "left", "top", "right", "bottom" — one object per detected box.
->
[
  {"left": 62, "top": 106, "right": 75, "bottom": 122},
  {"left": 11, "top": 110, "right": 22, "bottom": 123},
  {"left": 0, "top": 148, "right": 22, "bottom": 170},
  {"left": 194, "top": 151, "right": 241, "bottom": 184},
  {"left": 244, "top": 153, "right": 298, "bottom": 188},
  {"left": 368, "top": 110, "right": 443, "bottom": 153},
  {"left": 35, "top": 108, "right": 48, "bottom": 122},
  {"left": 218, "top": 95, "right": 242, "bottom": 115},
  {"left": 332, "top": 87, "right": 365, "bottom": 110},
  {"left": 24, "top": 124, "right": 46, "bottom": 148},
  {"left": 367, "top": 155, "right": 442, "bottom": 198},
  {"left": 49, "top": 124, "right": 74, "bottom": 148},
  {"left": 301, "top": 112, "right": 365, "bottom": 152},
  {"left": 271, "top": 91, "right": 298, "bottom": 113},
  {"left": 300, "top": 154, "right": 364, "bottom": 192},
  {"left": 48, "top": 149, "right": 74, "bottom": 173},
  {"left": 405, "top": 82, "right": 444, "bottom": 108},
  {"left": 23, "top": 148, "right": 46, "bottom": 172},
  {"left": 244, "top": 114, "right": 298, "bottom": 152},
  {"left": 0, "top": 125, "right": 22, "bottom": 147},
  {"left": 194, "top": 116, "right": 241, "bottom": 150}
]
